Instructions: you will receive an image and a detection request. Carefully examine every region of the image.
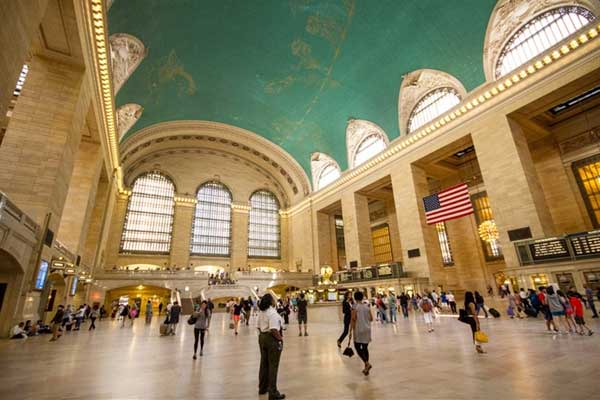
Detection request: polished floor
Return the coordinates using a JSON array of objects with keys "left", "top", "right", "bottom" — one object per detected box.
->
[{"left": 1, "top": 306, "right": 599, "bottom": 400}]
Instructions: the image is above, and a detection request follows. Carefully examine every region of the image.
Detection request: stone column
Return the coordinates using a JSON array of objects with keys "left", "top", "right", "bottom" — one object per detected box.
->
[
  {"left": 231, "top": 203, "right": 250, "bottom": 271},
  {"left": 315, "top": 211, "right": 335, "bottom": 269},
  {"left": 81, "top": 173, "right": 110, "bottom": 268},
  {"left": 341, "top": 192, "right": 374, "bottom": 267},
  {"left": 472, "top": 117, "right": 556, "bottom": 268},
  {"left": 0, "top": 0, "right": 49, "bottom": 122},
  {"left": 169, "top": 199, "right": 195, "bottom": 268},
  {"left": 385, "top": 200, "right": 403, "bottom": 262},
  {"left": 0, "top": 55, "right": 89, "bottom": 231},
  {"left": 104, "top": 193, "right": 129, "bottom": 268},
  {"left": 280, "top": 212, "right": 289, "bottom": 270},
  {"left": 56, "top": 140, "right": 102, "bottom": 255},
  {"left": 391, "top": 164, "right": 443, "bottom": 283}
]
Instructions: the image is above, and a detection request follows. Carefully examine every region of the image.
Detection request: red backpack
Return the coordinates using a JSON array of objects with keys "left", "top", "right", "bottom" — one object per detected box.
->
[{"left": 422, "top": 300, "right": 432, "bottom": 313}]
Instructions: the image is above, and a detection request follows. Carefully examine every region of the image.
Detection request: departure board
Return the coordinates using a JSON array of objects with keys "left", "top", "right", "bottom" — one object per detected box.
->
[
  {"left": 528, "top": 238, "right": 570, "bottom": 261},
  {"left": 569, "top": 231, "right": 600, "bottom": 257}
]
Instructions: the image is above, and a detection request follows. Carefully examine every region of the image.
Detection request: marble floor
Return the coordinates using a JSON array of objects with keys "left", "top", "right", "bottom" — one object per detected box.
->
[{"left": 1, "top": 306, "right": 599, "bottom": 400}]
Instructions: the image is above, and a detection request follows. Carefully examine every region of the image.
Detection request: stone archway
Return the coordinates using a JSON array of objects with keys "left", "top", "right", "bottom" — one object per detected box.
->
[
  {"left": 105, "top": 284, "right": 172, "bottom": 316},
  {"left": 0, "top": 250, "right": 26, "bottom": 336}
]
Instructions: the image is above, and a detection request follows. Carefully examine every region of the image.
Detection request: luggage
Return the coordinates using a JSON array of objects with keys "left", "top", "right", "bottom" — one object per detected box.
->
[
  {"left": 159, "top": 323, "right": 169, "bottom": 336},
  {"left": 524, "top": 307, "right": 538, "bottom": 318},
  {"left": 489, "top": 308, "right": 500, "bottom": 318}
]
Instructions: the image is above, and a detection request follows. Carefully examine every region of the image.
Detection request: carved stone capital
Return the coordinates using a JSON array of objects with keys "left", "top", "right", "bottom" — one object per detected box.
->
[
  {"left": 110, "top": 33, "right": 147, "bottom": 93},
  {"left": 117, "top": 103, "right": 143, "bottom": 141}
]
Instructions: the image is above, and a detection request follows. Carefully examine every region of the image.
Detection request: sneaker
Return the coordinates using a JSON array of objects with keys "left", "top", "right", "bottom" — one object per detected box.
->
[{"left": 200, "top": 350, "right": 203, "bottom": 356}]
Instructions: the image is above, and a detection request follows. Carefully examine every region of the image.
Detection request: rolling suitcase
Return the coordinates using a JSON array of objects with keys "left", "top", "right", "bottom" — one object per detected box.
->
[
  {"left": 489, "top": 308, "right": 501, "bottom": 318},
  {"left": 159, "top": 323, "right": 169, "bottom": 336}
]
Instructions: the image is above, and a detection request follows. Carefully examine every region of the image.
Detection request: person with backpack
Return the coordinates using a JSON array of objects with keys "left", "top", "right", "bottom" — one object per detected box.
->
[
  {"left": 120, "top": 304, "right": 130, "bottom": 328},
  {"left": 297, "top": 292, "right": 309, "bottom": 336},
  {"left": 169, "top": 301, "right": 182, "bottom": 335},
  {"left": 375, "top": 295, "right": 387, "bottom": 323},
  {"left": 50, "top": 305, "right": 65, "bottom": 341},
  {"left": 419, "top": 296, "right": 435, "bottom": 332}
]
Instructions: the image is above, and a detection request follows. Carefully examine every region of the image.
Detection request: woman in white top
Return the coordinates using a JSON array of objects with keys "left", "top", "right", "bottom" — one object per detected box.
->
[{"left": 257, "top": 294, "right": 285, "bottom": 400}]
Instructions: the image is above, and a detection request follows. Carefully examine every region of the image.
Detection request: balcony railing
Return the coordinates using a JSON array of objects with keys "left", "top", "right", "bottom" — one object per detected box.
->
[
  {"left": 515, "top": 230, "right": 600, "bottom": 265},
  {"left": 313, "top": 263, "right": 406, "bottom": 285},
  {"left": 0, "top": 191, "right": 39, "bottom": 235}
]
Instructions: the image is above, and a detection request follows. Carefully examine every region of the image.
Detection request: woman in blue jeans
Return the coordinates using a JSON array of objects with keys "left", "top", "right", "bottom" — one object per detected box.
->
[{"left": 474, "top": 291, "right": 488, "bottom": 318}]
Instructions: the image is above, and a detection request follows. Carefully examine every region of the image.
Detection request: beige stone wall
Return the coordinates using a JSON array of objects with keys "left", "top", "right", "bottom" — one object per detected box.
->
[
  {"left": 0, "top": 55, "right": 90, "bottom": 231},
  {"left": 0, "top": 0, "right": 48, "bottom": 123}
]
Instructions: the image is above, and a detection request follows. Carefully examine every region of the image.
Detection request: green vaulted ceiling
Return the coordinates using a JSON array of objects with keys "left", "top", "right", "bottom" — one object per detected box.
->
[{"left": 110, "top": 0, "right": 497, "bottom": 176}]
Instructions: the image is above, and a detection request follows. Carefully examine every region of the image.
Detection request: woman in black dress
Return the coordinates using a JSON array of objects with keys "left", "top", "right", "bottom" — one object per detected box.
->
[
  {"left": 462, "top": 291, "right": 486, "bottom": 354},
  {"left": 337, "top": 292, "right": 352, "bottom": 348}
]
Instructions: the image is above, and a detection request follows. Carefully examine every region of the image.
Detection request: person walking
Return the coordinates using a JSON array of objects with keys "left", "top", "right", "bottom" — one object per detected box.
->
[
  {"left": 50, "top": 305, "right": 65, "bottom": 341},
  {"left": 244, "top": 296, "right": 253, "bottom": 326},
  {"left": 388, "top": 293, "right": 398, "bottom": 323},
  {"left": 169, "top": 301, "right": 181, "bottom": 335},
  {"left": 145, "top": 300, "right": 153, "bottom": 324},
  {"left": 257, "top": 293, "right": 285, "bottom": 400},
  {"left": 546, "top": 286, "right": 568, "bottom": 334},
  {"left": 120, "top": 304, "right": 130, "bottom": 328},
  {"left": 538, "top": 286, "right": 558, "bottom": 333},
  {"left": 447, "top": 292, "right": 457, "bottom": 314},
  {"left": 158, "top": 302, "right": 164, "bottom": 316},
  {"left": 297, "top": 292, "right": 308, "bottom": 336},
  {"left": 568, "top": 291, "right": 594, "bottom": 336},
  {"left": 231, "top": 298, "right": 243, "bottom": 335},
  {"left": 474, "top": 291, "right": 489, "bottom": 318},
  {"left": 192, "top": 300, "right": 211, "bottom": 359},
  {"left": 461, "top": 291, "right": 486, "bottom": 354},
  {"left": 375, "top": 295, "right": 387, "bottom": 323},
  {"left": 350, "top": 291, "right": 373, "bottom": 376},
  {"left": 337, "top": 292, "right": 353, "bottom": 348},
  {"left": 399, "top": 292, "right": 409, "bottom": 318},
  {"left": 584, "top": 285, "right": 599, "bottom": 318},
  {"left": 88, "top": 305, "right": 99, "bottom": 331},
  {"left": 419, "top": 296, "right": 435, "bottom": 332}
]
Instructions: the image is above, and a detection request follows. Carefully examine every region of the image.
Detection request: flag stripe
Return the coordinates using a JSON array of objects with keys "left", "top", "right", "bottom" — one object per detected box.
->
[{"left": 423, "top": 183, "right": 474, "bottom": 225}]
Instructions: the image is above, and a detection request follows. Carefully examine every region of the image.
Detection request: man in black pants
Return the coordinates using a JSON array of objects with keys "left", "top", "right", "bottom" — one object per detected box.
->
[
  {"left": 258, "top": 294, "right": 285, "bottom": 400},
  {"left": 337, "top": 292, "right": 352, "bottom": 347},
  {"left": 297, "top": 293, "right": 308, "bottom": 336}
]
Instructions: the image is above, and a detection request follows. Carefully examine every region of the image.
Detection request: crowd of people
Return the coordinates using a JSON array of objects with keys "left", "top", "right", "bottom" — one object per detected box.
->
[{"left": 208, "top": 270, "right": 236, "bottom": 285}]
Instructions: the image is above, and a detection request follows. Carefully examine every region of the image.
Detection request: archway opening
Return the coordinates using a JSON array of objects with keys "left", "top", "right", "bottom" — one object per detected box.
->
[{"left": 105, "top": 285, "right": 172, "bottom": 317}]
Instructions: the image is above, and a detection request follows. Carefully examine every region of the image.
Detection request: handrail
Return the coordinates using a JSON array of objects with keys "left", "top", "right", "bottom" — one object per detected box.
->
[{"left": 0, "top": 191, "right": 40, "bottom": 234}]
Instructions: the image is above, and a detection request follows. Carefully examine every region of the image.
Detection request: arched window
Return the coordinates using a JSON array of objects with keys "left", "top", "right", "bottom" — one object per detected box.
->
[
  {"left": 353, "top": 135, "right": 387, "bottom": 167},
  {"left": 496, "top": 6, "right": 595, "bottom": 78},
  {"left": 190, "top": 181, "right": 232, "bottom": 256},
  {"left": 407, "top": 87, "right": 461, "bottom": 134},
  {"left": 120, "top": 172, "right": 175, "bottom": 254},
  {"left": 248, "top": 190, "right": 280, "bottom": 258},
  {"left": 317, "top": 164, "right": 341, "bottom": 190}
]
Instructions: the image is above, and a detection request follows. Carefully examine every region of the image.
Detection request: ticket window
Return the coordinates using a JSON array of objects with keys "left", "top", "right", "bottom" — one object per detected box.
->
[
  {"left": 555, "top": 273, "right": 575, "bottom": 292},
  {"left": 530, "top": 274, "right": 548, "bottom": 288},
  {"left": 583, "top": 271, "right": 600, "bottom": 290}
]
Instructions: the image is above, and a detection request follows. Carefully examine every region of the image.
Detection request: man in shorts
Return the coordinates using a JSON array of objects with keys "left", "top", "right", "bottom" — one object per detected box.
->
[
  {"left": 297, "top": 293, "right": 308, "bottom": 336},
  {"left": 568, "top": 291, "right": 594, "bottom": 336}
]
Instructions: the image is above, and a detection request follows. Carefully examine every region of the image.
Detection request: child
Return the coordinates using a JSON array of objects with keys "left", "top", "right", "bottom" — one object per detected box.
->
[
  {"left": 419, "top": 296, "right": 435, "bottom": 332},
  {"left": 568, "top": 292, "right": 594, "bottom": 336}
]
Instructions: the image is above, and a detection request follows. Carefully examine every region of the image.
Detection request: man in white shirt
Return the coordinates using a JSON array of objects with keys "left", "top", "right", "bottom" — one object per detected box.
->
[
  {"left": 257, "top": 294, "right": 285, "bottom": 400},
  {"left": 11, "top": 322, "right": 27, "bottom": 339}
]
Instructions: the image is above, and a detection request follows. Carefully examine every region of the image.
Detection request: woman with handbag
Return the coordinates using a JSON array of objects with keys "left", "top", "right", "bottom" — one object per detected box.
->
[
  {"left": 461, "top": 291, "right": 487, "bottom": 354},
  {"left": 191, "top": 300, "right": 211, "bottom": 359}
]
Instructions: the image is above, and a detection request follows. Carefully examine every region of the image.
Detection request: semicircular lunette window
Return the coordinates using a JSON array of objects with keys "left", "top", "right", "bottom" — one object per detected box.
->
[
  {"left": 496, "top": 6, "right": 595, "bottom": 79},
  {"left": 407, "top": 87, "right": 461, "bottom": 134},
  {"left": 317, "top": 164, "right": 341, "bottom": 190},
  {"left": 354, "top": 135, "right": 387, "bottom": 167}
]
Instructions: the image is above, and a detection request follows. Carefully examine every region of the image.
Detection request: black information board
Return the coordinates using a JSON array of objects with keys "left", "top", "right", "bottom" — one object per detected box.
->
[
  {"left": 569, "top": 231, "right": 600, "bottom": 257},
  {"left": 528, "top": 238, "right": 570, "bottom": 261}
]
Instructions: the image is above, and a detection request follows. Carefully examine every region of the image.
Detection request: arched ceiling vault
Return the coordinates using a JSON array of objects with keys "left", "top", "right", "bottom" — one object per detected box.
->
[{"left": 109, "top": 0, "right": 497, "bottom": 175}]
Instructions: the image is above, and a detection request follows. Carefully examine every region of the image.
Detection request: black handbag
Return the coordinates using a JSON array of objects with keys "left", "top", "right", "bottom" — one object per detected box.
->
[
  {"left": 458, "top": 308, "right": 468, "bottom": 323},
  {"left": 187, "top": 315, "right": 197, "bottom": 325},
  {"left": 342, "top": 337, "right": 354, "bottom": 358}
]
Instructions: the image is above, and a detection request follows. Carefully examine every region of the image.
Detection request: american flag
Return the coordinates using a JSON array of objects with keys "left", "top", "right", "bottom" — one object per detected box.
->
[{"left": 423, "top": 183, "right": 473, "bottom": 225}]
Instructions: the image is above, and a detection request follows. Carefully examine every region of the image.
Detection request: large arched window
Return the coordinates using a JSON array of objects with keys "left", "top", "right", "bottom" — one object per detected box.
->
[
  {"left": 353, "top": 135, "right": 387, "bottom": 167},
  {"left": 190, "top": 181, "right": 232, "bottom": 256},
  {"left": 120, "top": 172, "right": 175, "bottom": 254},
  {"left": 407, "top": 87, "right": 461, "bottom": 134},
  {"left": 495, "top": 6, "right": 595, "bottom": 78},
  {"left": 248, "top": 190, "right": 280, "bottom": 258}
]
